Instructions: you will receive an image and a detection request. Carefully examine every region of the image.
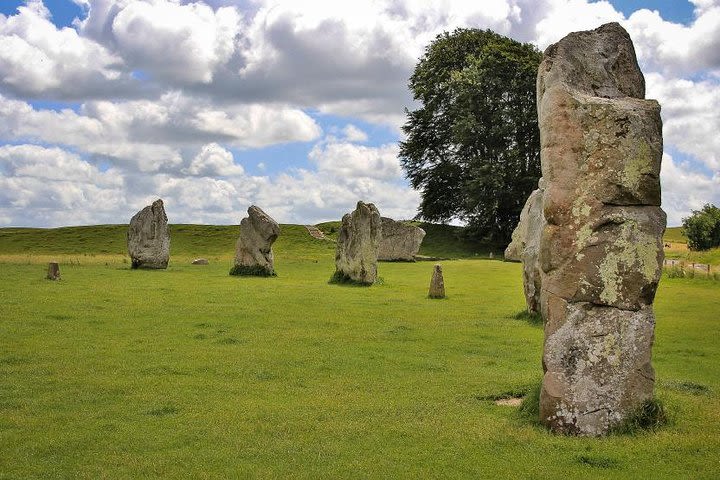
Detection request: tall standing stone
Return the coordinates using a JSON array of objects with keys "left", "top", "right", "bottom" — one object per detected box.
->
[
  {"left": 127, "top": 199, "right": 170, "bottom": 269},
  {"left": 428, "top": 264, "right": 445, "bottom": 299},
  {"left": 537, "top": 23, "right": 665, "bottom": 436},
  {"left": 332, "top": 201, "right": 381, "bottom": 285},
  {"left": 230, "top": 206, "right": 280, "bottom": 276},
  {"left": 378, "top": 217, "right": 426, "bottom": 261}
]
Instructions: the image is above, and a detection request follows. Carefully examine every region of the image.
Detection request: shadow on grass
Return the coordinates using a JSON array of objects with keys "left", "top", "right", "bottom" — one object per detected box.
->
[
  {"left": 513, "top": 309, "right": 543, "bottom": 327},
  {"left": 328, "top": 271, "right": 383, "bottom": 287},
  {"left": 661, "top": 380, "right": 712, "bottom": 396},
  {"left": 145, "top": 405, "right": 179, "bottom": 416}
]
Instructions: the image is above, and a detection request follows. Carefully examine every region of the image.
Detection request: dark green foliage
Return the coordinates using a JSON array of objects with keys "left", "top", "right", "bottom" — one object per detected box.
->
[
  {"left": 400, "top": 28, "right": 542, "bottom": 243},
  {"left": 328, "top": 270, "right": 373, "bottom": 286},
  {"left": 612, "top": 399, "right": 671, "bottom": 434},
  {"left": 682, "top": 204, "right": 720, "bottom": 251},
  {"left": 229, "top": 264, "right": 276, "bottom": 277}
]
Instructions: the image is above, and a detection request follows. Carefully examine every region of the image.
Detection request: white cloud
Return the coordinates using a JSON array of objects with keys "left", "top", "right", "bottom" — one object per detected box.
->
[
  {"left": 661, "top": 153, "right": 720, "bottom": 226},
  {"left": 625, "top": 6, "right": 720, "bottom": 76},
  {"left": 1, "top": 0, "right": 719, "bottom": 227},
  {"left": 183, "top": 143, "right": 244, "bottom": 176},
  {"left": 0, "top": 93, "right": 320, "bottom": 172},
  {"left": 646, "top": 73, "right": 720, "bottom": 171},
  {"left": 108, "top": 1, "right": 242, "bottom": 83},
  {"left": 0, "top": 1, "right": 128, "bottom": 98},
  {"left": 342, "top": 124, "right": 368, "bottom": 143},
  {"left": 0, "top": 144, "right": 126, "bottom": 225},
  {"left": 309, "top": 140, "right": 402, "bottom": 180}
]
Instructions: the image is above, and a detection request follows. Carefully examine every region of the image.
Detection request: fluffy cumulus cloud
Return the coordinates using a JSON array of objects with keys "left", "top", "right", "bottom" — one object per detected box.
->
[
  {"left": 0, "top": 144, "right": 126, "bottom": 225},
  {"left": 661, "top": 153, "right": 720, "bottom": 226},
  {"left": 0, "top": 0, "right": 719, "bottom": 227},
  {"left": 83, "top": 0, "right": 241, "bottom": 83}
]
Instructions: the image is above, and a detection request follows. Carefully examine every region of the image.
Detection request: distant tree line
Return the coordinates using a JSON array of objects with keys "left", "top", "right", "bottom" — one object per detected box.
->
[{"left": 683, "top": 204, "right": 720, "bottom": 251}]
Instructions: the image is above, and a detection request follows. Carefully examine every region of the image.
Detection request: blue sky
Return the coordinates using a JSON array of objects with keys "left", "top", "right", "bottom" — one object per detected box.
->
[{"left": 0, "top": 0, "right": 718, "bottom": 227}]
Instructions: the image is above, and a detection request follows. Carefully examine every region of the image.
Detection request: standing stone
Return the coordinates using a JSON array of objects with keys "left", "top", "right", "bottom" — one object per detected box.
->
[
  {"left": 428, "top": 264, "right": 445, "bottom": 299},
  {"left": 46, "top": 262, "right": 60, "bottom": 280},
  {"left": 505, "top": 181, "right": 544, "bottom": 262},
  {"left": 230, "top": 206, "right": 280, "bottom": 276},
  {"left": 332, "top": 201, "right": 381, "bottom": 284},
  {"left": 127, "top": 199, "right": 170, "bottom": 269},
  {"left": 536, "top": 23, "right": 665, "bottom": 436},
  {"left": 378, "top": 217, "right": 426, "bottom": 261},
  {"left": 521, "top": 180, "right": 547, "bottom": 314},
  {"left": 507, "top": 178, "right": 546, "bottom": 313}
]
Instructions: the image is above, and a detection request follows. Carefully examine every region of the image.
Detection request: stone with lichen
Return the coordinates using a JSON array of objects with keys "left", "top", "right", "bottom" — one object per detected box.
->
[
  {"left": 332, "top": 201, "right": 381, "bottom": 285},
  {"left": 378, "top": 217, "right": 425, "bottom": 261},
  {"left": 428, "top": 264, "right": 445, "bottom": 298},
  {"left": 127, "top": 199, "right": 170, "bottom": 269},
  {"left": 536, "top": 22, "right": 665, "bottom": 436},
  {"left": 230, "top": 206, "right": 280, "bottom": 276}
]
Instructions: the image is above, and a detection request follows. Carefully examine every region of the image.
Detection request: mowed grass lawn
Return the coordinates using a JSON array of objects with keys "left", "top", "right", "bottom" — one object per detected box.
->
[{"left": 0, "top": 225, "right": 719, "bottom": 478}]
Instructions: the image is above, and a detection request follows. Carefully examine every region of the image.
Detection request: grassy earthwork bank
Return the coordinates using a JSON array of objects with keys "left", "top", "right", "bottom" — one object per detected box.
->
[{"left": 0, "top": 224, "right": 719, "bottom": 478}]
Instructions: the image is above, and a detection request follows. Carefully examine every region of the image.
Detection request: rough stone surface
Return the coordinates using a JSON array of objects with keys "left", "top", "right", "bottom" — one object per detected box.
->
[
  {"left": 46, "top": 262, "right": 60, "bottom": 280},
  {"left": 127, "top": 199, "right": 170, "bottom": 269},
  {"left": 428, "top": 264, "right": 445, "bottom": 299},
  {"left": 378, "top": 217, "right": 426, "bottom": 261},
  {"left": 231, "top": 206, "right": 280, "bottom": 276},
  {"left": 333, "top": 201, "right": 381, "bottom": 284},
  {"left": 192, "top": 258, "right": 209, "bottom": 265},
  {"left": 506, "top": 184, "right": 543, "bottom": 262},
  {"left": 536, "top": 23, "right": 665, "bottom": 436},
  {"left": 521, "top": 180, "right": 547, "bottom": 314}
]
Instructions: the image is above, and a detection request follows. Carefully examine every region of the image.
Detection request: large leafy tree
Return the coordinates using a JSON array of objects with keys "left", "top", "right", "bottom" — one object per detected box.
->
[
  {"left": 682, "top": 204, "right": 720, "bottom": 251},
  {"left": 400, "top": 28, "right": 542, "bottom": 243}
]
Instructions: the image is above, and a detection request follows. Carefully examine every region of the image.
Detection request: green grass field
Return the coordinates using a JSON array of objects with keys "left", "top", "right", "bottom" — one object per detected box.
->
[{"left": 1, "top": 224, "right": 718, "bottom": 478}]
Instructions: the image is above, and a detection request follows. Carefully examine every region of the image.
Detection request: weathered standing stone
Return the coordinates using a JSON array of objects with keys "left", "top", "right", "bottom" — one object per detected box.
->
[
  {"left": 127, "top": 199, "right": 170, "bottom": 269},
  {"left": 332, "top": 201, "right": 381, "bottom": 284},
  {"left": 46, "top": 261, "right": 60, "bottom": 280},
  {"left": 378, "top": 217, "right": 426, "bottom": 261},
  {"left": 505, "top": 181, "right": 545, "bottom": 262},
  {"left": 520, "top": 180, "right": 547, "bottom": 314},
  {"left": 230, "top": 206, "right": 280, "bottom": 276},
  {"left": 536, "top": 23, "right": 665, "bottom": 436},
  {"left": 428, "top": 264, "right": 445, "bottom": 299}
]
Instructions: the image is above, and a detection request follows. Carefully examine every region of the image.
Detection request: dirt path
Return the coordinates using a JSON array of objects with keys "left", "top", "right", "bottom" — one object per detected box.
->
[{"left": 304, "top": 225, "right": 327, "bottom": 240}]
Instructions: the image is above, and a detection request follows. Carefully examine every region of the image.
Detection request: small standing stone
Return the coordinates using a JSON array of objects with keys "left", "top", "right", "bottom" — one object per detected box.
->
[
  {"left": 191, "top": 258, "right": 209, "bottom": 265},
  {"left": 428, "top": 264, "right": 445, "bottom": 298},
  {"left": 46, "top": 262, "right": 60, "bottom": 280}
]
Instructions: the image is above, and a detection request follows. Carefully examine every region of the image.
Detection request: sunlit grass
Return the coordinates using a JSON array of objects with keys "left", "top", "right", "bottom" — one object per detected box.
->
[{"left": 0, "top": 224, "right": 718, "bottom": 478}]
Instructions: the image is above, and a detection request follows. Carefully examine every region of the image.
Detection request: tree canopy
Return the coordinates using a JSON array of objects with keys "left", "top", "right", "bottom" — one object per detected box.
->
[
  {"left": 682, "top": 204, "right": 720, "bottom": 251},
  {"left": 399, "top": 28, "right": 542, "bottom": 243}
]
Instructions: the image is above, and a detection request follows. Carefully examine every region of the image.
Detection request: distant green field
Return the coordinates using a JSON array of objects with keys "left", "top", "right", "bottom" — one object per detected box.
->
[
  {"left": 0, "top": 224, "right": 718, "bottom": 478},
  {"left": 661, "top": 227, "right": 720, "bottom": 267},
  {"left": 664, "top": 226, "right": 687, "bottom": 244}
]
